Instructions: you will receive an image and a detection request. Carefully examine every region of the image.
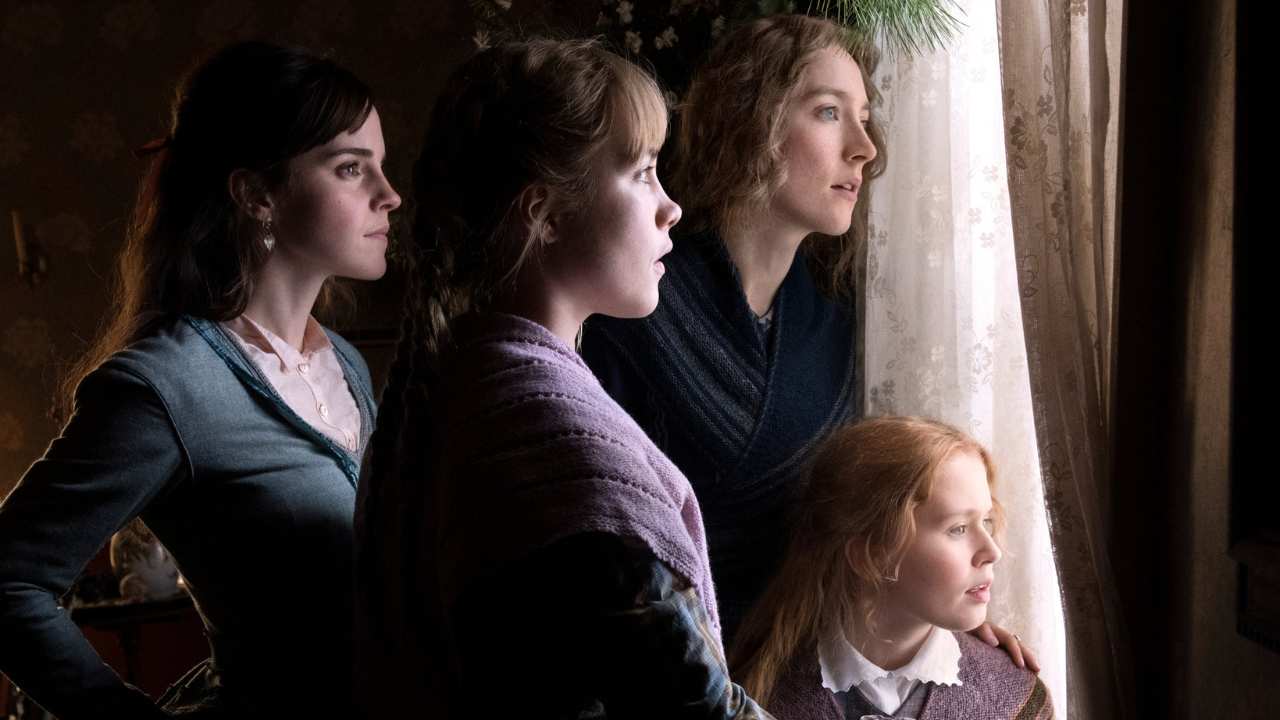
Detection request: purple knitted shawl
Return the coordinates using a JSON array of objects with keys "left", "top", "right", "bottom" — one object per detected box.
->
[
  {"left": 769, "top": 632, "right": 1053, "bottom": 719},
  {"left": 434, "top": 312, "right": 722, "bottom": 641}
]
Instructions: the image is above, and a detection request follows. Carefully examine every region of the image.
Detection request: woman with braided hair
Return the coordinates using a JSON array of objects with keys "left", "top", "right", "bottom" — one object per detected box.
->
[{"left": 355, "top": 38, "right": 770, "bottom": 718}]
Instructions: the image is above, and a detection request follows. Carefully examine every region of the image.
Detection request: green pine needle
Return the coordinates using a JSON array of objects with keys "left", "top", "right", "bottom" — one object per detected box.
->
[{"left": 808, "top": 0, "right": 966, "bottom": 58}]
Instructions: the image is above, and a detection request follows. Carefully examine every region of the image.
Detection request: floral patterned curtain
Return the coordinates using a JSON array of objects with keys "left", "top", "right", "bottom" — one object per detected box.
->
[
  {"left": 995, "top": 0, "right": 1131, "bottom": 716},
  {"left": 863, "top": 0, "right": 1067, "bottom": 715}
]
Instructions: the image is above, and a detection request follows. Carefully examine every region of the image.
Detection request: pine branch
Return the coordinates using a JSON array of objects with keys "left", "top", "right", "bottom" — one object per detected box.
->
[{"left": 807, "top": 0, "right": 966, "bottom": 58}]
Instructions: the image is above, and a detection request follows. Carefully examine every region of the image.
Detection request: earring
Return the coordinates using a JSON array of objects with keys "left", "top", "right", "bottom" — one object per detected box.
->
[{"left": 261, "top": 219, "right": 275, "bottom": 252}]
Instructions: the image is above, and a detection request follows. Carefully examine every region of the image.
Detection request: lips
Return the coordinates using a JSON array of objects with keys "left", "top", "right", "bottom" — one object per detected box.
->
[
  {"left": 365, "top": 225, "right": 390, "bottom": 238},
  {"left": 654, "top": 241, "right": 673, "bottom": 277},
  {"left": 966, "top": 581, "right": 993, "bottom": 603}
]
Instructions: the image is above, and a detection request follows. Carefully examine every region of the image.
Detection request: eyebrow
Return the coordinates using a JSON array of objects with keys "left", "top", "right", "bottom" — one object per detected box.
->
[
  {"left": 322, "top": 147, "right": 375, "bottom": 159},
  {"left": 936, "top": 507, "right": 993, "bottom": 520},
  {"left": 801, "top": 86, "right": 870, "bottom": 111}
]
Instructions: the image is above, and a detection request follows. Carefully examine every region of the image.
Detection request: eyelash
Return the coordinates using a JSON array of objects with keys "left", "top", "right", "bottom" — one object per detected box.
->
[
  {"left": 636, "top": 165, "right": 656, "bottom": 183},
  {"left": 338, "top": 162, "right": 362, "bottom": 178},
  {"left": 818, "top": 107, "right": 872, "bottom": 129},
  {"left": 949, "top": 518, "right": 996, "bottom": 536}
]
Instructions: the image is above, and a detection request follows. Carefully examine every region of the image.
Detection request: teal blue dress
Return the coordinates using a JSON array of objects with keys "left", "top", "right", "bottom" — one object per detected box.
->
[{"left": 0, "top": 316, "right": 374, "bottom": 719}]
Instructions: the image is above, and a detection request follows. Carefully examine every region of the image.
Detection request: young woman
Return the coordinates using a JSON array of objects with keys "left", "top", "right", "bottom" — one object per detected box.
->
[
  {"left": 0, "top": 42, "right": 399, "bottom": 718},
  {"left": 356, "top": 38, "right": 769, "bottom": 718},
  {"left": 581, "top": 15, "right": 1033, "bottom": 666},
  {"left": 731, "top": 417, "right": 1053, "bottom": 719}
]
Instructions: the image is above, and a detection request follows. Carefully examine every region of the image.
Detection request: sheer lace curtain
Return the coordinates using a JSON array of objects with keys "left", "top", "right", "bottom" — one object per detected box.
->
[
  {"left": 995, "top": 0, "right": 1129, "bottom": 716},
  {"left": 863, "top": 0, "right": 1067, "bottom": 715}
]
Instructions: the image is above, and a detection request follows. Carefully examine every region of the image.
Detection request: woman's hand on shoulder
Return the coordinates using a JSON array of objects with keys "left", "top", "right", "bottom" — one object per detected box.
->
[{"left": 969, "top": 621, "right": 1040, "bottom": 673}]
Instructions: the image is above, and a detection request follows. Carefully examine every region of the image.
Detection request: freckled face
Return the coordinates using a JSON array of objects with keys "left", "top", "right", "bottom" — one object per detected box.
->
[
  {"left": 878, "top": 450, "right": 1002, "bottom": 635},
  {"left": 269, "top": 108, "right": 402, "bottom": 282},
  {"left": 770, "top": 46, "right": 877, "bottom": 237}
]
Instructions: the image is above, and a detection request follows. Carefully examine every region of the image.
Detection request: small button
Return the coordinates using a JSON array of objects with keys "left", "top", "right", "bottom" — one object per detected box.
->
[
  {"left": 298, "top": 362, "right": 310, "bottom": 374},
  {"left": 318, "top": 403, "right": 329, "bottom": 418}
]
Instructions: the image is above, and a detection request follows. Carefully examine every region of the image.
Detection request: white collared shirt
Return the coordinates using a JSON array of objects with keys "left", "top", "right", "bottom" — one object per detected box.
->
[
  {"left": 818, "top": 625, "right": 962, "bottom": 715},
  {"left": 221, "top": 315, "right": 362, "bottom": 452}
]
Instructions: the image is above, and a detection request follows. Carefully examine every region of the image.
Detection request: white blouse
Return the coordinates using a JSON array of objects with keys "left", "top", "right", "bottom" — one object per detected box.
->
[{"left": 221, "top": 315, "right": 362, "bottom": 452}]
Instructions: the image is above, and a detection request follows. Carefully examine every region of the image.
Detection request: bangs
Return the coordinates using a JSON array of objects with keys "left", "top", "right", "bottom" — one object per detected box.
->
[
  {"left": 605, "top": 55, "right": 668, "bottom": 162},
  {"left": 287, "top": 58, "right": 374, "bottom": 157}
]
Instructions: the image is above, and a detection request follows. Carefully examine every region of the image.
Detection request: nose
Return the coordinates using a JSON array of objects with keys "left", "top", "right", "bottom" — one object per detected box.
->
[
  {"left": 375, "top": 172, "right": 402, "bottom": 213},
  {"left": 975, "top": 526, "right": 1003, "bottom": 567},
  {"left": 657, "top": 183, "right": 681, "bottom": 232},
  {"left": 845, "top": 118, "right": 878, "bottom": 165}
]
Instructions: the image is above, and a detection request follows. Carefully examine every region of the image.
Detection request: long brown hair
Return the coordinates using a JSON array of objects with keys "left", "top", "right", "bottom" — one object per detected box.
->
[
  {"left": 671, "top": 14, "right": 887, "bottom": 305},
  {"left": 730, "top": 416, "right": 1003, "bottom": 707},
  {"left": 56, "top": 41, "right": 372, "bottom": 422}
]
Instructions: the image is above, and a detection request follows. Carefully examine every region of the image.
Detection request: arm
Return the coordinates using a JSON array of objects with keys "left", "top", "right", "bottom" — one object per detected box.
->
[
  {"left": 0, "top": 364, "right": 185, "bottom": 719},
  {"left": 590, "top": 537, "right": 774, "bottom": 720},
  {"left": 452, "top": 533, "right": 773, "bottom": 719}
]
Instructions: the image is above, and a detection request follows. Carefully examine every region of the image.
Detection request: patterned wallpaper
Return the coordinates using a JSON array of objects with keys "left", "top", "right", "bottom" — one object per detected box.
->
[{"left": 0, "top": 0, "right": 482, "bottom": 498}]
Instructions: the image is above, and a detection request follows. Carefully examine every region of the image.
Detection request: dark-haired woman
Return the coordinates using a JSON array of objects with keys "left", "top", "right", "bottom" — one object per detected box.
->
[{"left": 0, "top": 42, "right": 399, "bottom": 718}]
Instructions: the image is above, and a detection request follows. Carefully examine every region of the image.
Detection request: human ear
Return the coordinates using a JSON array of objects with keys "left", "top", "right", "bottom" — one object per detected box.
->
[
  {"left": 516, "top": 183, "right": 558, "bottom": 246},
  {"left": 228, "top": 169, "right": 275, "bottom": 223}
]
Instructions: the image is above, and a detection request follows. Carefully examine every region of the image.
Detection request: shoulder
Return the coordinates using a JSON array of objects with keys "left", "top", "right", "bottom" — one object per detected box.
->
[
  {"left": 67, "top": 322, "right": 211, "bottom": 433},
  {"left": 956, "top": 631, "right": 1036, "bottom": 681},
  {"left": 769, "top": 646, "right": 843, "bottom": 720},
  {"left": 951, "top": 632, "right": 1050, "bottom": 714},
  {"left": 97, "top": 318, "right": 224, "bottom": 391}
]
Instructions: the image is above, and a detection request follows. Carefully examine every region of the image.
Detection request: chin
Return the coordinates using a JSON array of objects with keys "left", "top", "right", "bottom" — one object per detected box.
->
[
  {"left": 607, "top": 293, "right": 660, "bottom": 319},
  {"left": 630, "top": 297, "right": 660, "bottom": 318},
  {"left": 343, "top": 260, "right": 387, "bottom": 282},
  {"left": 811, "top": 216, "right": 854, "bottom": 237},
  {"left": 953, "top": 612, "right": 989, "bottom": 632}
]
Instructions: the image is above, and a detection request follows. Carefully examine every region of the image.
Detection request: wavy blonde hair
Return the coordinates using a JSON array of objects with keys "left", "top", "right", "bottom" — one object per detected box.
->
[
  {"left": 671, "top": 14, "right": 887, "bottom": 305},
  {"left": 730, "top": 416, "right": 1004, "bottom": 707}
]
